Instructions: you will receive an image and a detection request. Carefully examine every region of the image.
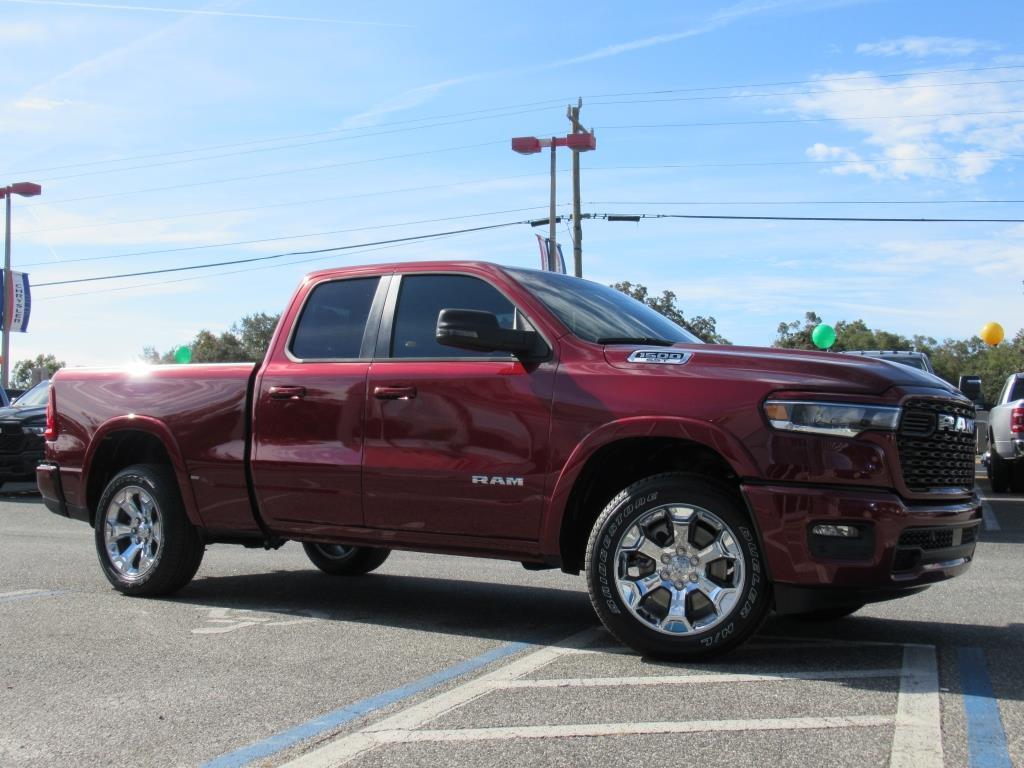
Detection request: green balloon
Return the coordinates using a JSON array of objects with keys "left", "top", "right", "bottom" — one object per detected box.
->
[
  {"left": 174, "top": 346, "right": 192, "bottom": 364},
  {"left": 812, "top": 324, "right": 836, "bottom": 350}
]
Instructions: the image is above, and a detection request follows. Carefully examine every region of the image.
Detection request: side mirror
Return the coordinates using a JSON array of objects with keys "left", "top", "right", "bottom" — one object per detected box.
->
[
  {"left": 436, "top": 309, "right": 540, "bottom": 356},
  {"left": 958, "top": 375, "right": 983, "bottom": 404}
]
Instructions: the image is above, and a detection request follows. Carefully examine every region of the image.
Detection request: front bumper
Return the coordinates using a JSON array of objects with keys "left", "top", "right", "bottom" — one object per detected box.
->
[
  {"left": 742, "top": 482, "right": 981, "bottom": 613},
  {"left": 0, "top": 449, "right": 44, "bottom": 479}
]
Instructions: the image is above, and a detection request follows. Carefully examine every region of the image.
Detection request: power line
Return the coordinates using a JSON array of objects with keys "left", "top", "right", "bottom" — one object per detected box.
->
[
  {"left": 588, "top": 199, "right": 1024, "bottom": 206},
  {"left": 32, "top": 210, "right": 1024, "bottom": 290},
  {"left": 599, "top": 109, "right": 1024, "bottom": 131},
  {"left": 31, "top": 220, "right": 534, "bottom": 287},
  {"left": 586, "top": 64, "right": 1024, "bottom": 98},
  {"left": 589, "top": 77, "right": 1024, "bottom": 107},
  {"left": 588, "top": 212, "right": 1024, "bottom": 223},
  {"left": 9, "top": 64, "right": 1023, "bottom": 178},
  {"left": 20, "top": 205, "right": 559, "bottom": 267}
]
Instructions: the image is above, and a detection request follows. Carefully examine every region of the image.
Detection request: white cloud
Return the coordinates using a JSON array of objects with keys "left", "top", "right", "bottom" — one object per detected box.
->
[
  {"left": 0, "top": 20, "right": 47, "bottom": 42},
  {"left": 856, "top": 37, "right": 999, "bottom": 58},
  {"left": 791, "top": 69, "right": 1024, "bottom": 181},
  {"left": 11, "top": 96, "right": 72, "bottom": 111}
]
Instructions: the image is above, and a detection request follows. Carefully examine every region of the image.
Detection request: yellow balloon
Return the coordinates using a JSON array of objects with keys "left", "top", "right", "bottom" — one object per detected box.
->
[{"left": 980, "top": 322, "right": 1004, "bottom": 346}]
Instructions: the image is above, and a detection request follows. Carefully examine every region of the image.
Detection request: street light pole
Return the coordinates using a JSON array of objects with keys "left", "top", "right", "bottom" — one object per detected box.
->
[
  {"left": 3, "top": 191, "right": 10, "bottom": 391},
  {"left": 0, "top": 182, "right": 42, "bottom": 390},
  {"left": 512, "top": 121, "right": 595, "bottom": 275}
]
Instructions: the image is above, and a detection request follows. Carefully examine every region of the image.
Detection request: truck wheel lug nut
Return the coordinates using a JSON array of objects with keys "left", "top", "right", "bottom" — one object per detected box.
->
[
  {"left": 660, "top": 569, "right": 669, "bottom": 578},
  {"left": 661, "top": 554, "right": 671, "bottom": 563}
]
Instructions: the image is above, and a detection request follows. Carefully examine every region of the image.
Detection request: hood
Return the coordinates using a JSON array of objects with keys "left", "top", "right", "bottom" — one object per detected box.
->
[
  {"left": 603, "top": 343, "right": 963, "bottom": 399},
  {"left": 0, "top": 404, "right": 47, "bottom": 424}
]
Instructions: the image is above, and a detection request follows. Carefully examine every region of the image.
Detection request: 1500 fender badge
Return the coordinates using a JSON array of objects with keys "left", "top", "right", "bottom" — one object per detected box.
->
[
  {"left": 472, "top": 476, "right": 525, "bottom": 486},
  {"left": 627, "top": 350, "right": 693, "bottom": 365}
]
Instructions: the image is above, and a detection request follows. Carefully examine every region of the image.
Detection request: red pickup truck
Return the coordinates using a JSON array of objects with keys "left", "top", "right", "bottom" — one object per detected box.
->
[{"left": 38, "top": 261, "right": 981, "bottom": 657}]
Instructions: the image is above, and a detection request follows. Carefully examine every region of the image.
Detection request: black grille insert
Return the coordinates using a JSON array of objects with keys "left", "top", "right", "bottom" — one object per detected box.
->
[
  {"left": 897, "top": 399, "right": 975, "bottom": 492},
  {"left": 898, "top": 525, "right": 979, "bottom": 550}
]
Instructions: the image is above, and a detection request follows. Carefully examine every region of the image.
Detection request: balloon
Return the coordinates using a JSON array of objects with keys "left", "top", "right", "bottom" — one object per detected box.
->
[
  {"left": 174, "top": 346, "right": 192, "bottom": 364},
  {"left": 812, "top": 323, "right": 836, "bottom": 350},
  {"left": 980, "top": 322, "right": 1004, "bottom": 346}
]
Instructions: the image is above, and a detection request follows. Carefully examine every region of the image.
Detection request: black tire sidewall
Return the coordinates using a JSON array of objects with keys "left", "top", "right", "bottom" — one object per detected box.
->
[
  {"left": 586, "top": 473, "right": 769, "bottom": 658},
  {"left": 989, "top": 449, "right": 1010, "bottom": 493}
]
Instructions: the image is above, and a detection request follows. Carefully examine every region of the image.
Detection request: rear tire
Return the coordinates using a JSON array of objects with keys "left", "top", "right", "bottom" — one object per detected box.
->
[
  {"left": 989, "top": 448, "right": 1011, "bottom": 493},
  {"left": 585, "top": 472, "right": 770, "bottom": 659},
  {"left": 94, "top": 464, "right": 204, "bottom": 596},
  {"left": 302, "top": 542, "right": 391, "bottom": 575}
]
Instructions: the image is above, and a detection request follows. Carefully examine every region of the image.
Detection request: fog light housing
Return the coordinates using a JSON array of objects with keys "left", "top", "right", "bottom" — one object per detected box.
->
[
  {"left": 811, "top": 523, "right": 860, "bottom": 538},
  {"left": 808, "top": 522, "right": 875, "bottom": 561}
]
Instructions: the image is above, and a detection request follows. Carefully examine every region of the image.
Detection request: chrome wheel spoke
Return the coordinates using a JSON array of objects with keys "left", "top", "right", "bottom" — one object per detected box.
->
[
  {"left": 636, "top": 538, "right": 664, "bottom": 563},
  {"left": 671, "top": 520, "right": 691, "bottom": 549},
  {"left": 697, "top": 539, "right": 729, "bottom": 566},
  {"left": 661, "top": 589, "right": 693, "bottom": 633},
  {"left": 107, "top": 521, "right": 133, "bottom": 541}
]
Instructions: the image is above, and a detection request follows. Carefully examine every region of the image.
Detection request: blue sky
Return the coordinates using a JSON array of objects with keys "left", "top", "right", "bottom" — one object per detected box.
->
[{"left": 1, "top": 0, "right": 1022, "bottom": 365}]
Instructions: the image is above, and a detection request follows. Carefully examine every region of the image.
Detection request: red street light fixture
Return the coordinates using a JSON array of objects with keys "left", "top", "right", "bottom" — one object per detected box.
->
[
  {"left": 511, "top": 130, "right": 596, "bottom": 273},
  {"left": 1, "top": 181, "right": 43, "bottom": 389}
]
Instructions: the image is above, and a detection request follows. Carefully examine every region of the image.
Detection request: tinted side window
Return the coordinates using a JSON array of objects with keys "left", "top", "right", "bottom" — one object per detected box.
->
[
  {"left": 1011, "top": 378, "right": 1024, "bottom": 402},
  {"left": 391, "top": 275, "right": 514, "bottom": 359},
  {"left": 290, "top": 277, "right": 379, "bottom": 359}
]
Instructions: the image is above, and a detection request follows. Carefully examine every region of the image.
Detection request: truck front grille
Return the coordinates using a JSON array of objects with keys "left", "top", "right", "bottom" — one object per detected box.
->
[{"left": 896, "top": 399, "right": 975, "bottom": 493}]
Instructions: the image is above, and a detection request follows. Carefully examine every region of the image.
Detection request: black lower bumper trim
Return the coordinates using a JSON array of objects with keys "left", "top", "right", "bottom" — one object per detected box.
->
[{"left": 773, "top": 584, "right": 929, "bottom": 615}]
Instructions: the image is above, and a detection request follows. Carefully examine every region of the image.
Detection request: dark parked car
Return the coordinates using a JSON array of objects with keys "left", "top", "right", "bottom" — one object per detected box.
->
[{"left": 0, "top": 380, "right": 50, "bottom": 488}]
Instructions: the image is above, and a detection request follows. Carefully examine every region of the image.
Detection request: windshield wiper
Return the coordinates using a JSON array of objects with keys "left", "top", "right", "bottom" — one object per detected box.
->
[{"left": 596, "top": 336, "right": 675, "bottom": 346}]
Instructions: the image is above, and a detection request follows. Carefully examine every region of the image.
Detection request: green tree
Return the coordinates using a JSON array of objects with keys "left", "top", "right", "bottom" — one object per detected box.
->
[
  {"left": 612, "top": 281, "right": 730, "bottom": 344},
  {"left": 144, "top": 312, "right": 281, "bottom": 364},
  {"left": 11, "top": 354, "right": 65, "bottom": 388}
]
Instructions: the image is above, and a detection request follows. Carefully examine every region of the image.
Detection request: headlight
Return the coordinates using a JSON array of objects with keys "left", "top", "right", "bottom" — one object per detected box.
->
[
  {"left": 25, "top": 425, "right": 46, "bottom": 436},
  {"left": 763, "top": 400, "right": 901, "bottom": 438}
]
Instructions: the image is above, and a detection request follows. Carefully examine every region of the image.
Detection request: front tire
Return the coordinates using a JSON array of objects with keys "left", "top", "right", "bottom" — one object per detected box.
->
[
  {"left": 302, "top": 542, "right": 390, "bottom": 575},
  {"left": 585, "top": 472, "right": 770, "bottom": 659},
  {"left": 94, "top": 464, "right": 204, "bottom": 596}
]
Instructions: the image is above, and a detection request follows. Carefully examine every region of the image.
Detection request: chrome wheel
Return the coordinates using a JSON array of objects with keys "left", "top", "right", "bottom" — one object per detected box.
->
[
  {"left": 615, "top": 503, "right": 744, "bottom": 636},
  {"left": 102, "top": 485, "right": 163, "bottom": 582}
]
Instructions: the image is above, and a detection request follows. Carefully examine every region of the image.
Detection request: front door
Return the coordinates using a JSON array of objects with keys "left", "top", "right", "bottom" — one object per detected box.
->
[{"left": 363, "top": 273, "right": 555, "bottom": 540}]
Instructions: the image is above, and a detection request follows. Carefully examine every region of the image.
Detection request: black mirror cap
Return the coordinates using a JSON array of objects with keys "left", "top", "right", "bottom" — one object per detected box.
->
[{"left": 436, "top": 308, "right": 542, "bottom": 357}]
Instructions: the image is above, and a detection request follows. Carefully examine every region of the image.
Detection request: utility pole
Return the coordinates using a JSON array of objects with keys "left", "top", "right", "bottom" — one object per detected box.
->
[
  {"left": 548, "top": 138, "right": 557, "bottom": 272},
  {"left": 567, "top": 98, "right": 584, "bottom": 278},
  {"left": 0, "top": 182, "right": 42, "bottom": 390}
]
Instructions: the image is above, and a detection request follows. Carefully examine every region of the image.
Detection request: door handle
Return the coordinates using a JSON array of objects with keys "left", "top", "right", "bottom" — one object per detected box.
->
[
  {"left": 373, "top": 385, "right": 417, "bottom": 400},
  {"left": 268, "top": 385, "right": 306, "bottom": 400}
]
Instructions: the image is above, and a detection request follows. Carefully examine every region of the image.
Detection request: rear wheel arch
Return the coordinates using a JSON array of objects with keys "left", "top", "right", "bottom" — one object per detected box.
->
[
  {"left": 84, "top": 424, "right": 199, "bottom": 527},
  {"left": 556, "top": 435, "right": 749, "bottom": 574}
]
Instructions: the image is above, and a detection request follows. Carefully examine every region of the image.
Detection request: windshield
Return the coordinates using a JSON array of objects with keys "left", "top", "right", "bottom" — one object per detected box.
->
[
  {"left": 13, "top": 381, "right": 50, "bottom": 407},
  {"left": 506, "top": 269, "right": 702, "bottom": 345},
  {"left": 886, "top": 357, "right": 927, "bottom": 371}
]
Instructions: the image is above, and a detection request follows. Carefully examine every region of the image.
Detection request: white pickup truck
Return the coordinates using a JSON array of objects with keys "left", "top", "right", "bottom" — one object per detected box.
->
[{"left": 987, "top": 372, "right": 1024, "bottom": 492}]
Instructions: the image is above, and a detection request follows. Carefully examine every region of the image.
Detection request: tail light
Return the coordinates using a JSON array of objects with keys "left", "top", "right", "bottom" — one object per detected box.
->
[
  {"left": 1012, "top": 406, "right": 1024, "bottom": 435},
  {"left": 43, "top": 386, "right": 57, "bottom": 441}
]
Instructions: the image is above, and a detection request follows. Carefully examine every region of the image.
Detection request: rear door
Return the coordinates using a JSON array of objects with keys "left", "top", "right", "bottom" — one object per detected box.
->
[
  {"left": 251, "top": 274, "right": 388, "bottom": 532},
  {"left": 362, "top": 272, "right": 556, "bottom": 540}
]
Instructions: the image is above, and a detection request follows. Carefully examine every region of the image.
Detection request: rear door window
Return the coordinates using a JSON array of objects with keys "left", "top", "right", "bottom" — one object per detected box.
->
[{"left": 290, "top": 277, "right": 380, "bottom": 360}]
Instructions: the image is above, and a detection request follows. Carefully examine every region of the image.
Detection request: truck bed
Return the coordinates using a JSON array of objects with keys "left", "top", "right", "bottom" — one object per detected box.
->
[{"left": 49, "top": 363, "right": 258, "bottom": 531}]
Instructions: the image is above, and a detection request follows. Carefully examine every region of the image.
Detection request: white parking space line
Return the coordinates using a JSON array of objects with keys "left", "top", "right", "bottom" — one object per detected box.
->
[
  {"left": 495, "top": 668, "right": 904, "bottom": 689},
  {"left": 285, "top": 634, "right": 936, "bottom": 767},
  {"left": 368, "top": 715, "right": 895, "bottom": 743},
  {"left": 890, "top": 646, "right": 943, "bottom": 768},
  {"left": 981, "top": 499, "right": 1001, "bottom": 531},
  {"left": 283, "top": 627, "right": 604, "bottom": 768},
  {"left": 0, "top": 589, "right": 63, "bottom": 603}
]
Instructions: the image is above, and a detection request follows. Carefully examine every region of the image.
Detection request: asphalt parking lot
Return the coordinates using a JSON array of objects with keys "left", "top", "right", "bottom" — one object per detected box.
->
[{"left": 1, "top": 474, "right": 1020, "bottom": 768}]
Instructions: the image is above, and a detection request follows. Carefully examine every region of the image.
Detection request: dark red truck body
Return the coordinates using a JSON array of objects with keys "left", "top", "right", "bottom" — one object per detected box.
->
[{"left": 38, "top": 261, "right": 981, "bottom": 613}]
